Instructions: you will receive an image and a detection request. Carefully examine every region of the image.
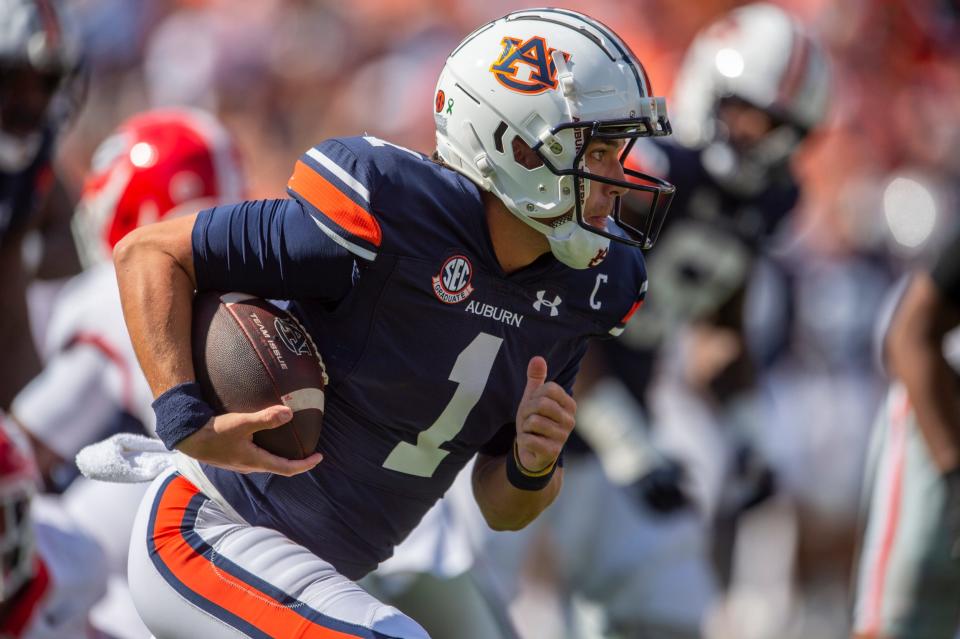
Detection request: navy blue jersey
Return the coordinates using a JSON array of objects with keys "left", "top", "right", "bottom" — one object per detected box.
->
[
  {"left": 0, "top": 126, "right": 56, "bottom": 246},
  {"left": 192, "top": 135, "right": 648, "bottom": 578}
]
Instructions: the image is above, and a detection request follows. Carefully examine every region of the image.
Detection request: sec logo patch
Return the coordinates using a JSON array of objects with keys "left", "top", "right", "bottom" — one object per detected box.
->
[{"left": 432, "top": 255, "right": 475, "bottom": 304}]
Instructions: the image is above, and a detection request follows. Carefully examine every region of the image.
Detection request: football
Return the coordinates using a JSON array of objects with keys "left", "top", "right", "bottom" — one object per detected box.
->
[{"left": 191, "top": 292, "right": 327, "bottom": 460}]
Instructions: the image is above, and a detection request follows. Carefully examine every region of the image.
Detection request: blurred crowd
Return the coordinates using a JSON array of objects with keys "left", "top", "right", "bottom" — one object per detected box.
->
[
  {"left": 58, "top": 0, "right": 960, "bottom": 248},
  {"left": 11, "top": 0, "right": 960, "bottom": 638}
]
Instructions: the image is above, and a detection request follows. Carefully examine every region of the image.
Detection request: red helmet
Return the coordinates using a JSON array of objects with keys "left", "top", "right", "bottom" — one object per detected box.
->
[
  {"left": 0, "top": 412, "right": 39, "bottom": 601},
  {"left": 74, "top": 108, "right": 245, "bottom": 264}
]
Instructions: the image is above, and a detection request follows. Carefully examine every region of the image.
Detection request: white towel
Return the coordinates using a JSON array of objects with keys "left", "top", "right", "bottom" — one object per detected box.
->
[{"left": 76, "top": 433, "right": 175, "bottom": 483}]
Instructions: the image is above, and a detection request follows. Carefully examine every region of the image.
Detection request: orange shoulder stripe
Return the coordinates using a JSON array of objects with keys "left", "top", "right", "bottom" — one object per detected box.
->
[{"left": 288, "top": 160, "right": 382, "bottom": 247}]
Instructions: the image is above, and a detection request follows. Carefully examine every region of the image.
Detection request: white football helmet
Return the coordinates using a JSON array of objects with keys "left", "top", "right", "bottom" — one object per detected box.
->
[
  {"left": 0, "top": 0, "right": 83, "bottom": 170},
  {"left": 435, "top": 8, "right": 675, "bottom": 266},
  {"left": 671, "top": 3, "right": 830, "bottom": 193}
]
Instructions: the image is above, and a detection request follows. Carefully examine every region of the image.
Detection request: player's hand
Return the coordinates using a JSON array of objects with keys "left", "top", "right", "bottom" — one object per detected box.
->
[
  {"left": 633, "top": 457, "right": 691, "bottom": 514},
  {"left": 175, "top": 405, "right": 323, "bottom": 477},
  {"left": 515, "top": 356, "right": 576, "bottom": 471}
]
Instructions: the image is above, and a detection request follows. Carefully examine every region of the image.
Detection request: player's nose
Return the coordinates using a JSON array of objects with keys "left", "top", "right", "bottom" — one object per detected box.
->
[{"left": 602, "top": 160, "right": 628, "bottom": 197}]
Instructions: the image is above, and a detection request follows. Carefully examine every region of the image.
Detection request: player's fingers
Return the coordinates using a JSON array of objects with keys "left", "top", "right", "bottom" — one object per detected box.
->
[
  {"left": 518, "top": 413, "right": 569, "bottom": 442},
  {"left": 519, "top": 381, "right": 575, "bottom": 416},
  {"left": 538, "top": 381, "right": 577, "bottom": 414},
  {"left": 239, "top": 405, "right": 293, "bottom": 434},
  {"left": 246, "top": 447, "right": 323, "bottom": 476},
  {"left": 516, "top": 432, "right": 563, "bottom": 468},
  {"left": 270, "top": 451, "right": 324, "bottom": 477},
  {"left": 518, "top": 396, "right": 574, "bottom": 431},
  {"left": 522, "top": 356, "right": 548, "bottom": 400}
]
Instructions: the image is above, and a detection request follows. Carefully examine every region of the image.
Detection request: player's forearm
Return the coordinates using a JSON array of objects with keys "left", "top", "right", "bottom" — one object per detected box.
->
[
  {"left": 472, "top": 453, "right": 562, "bottom": 531},
  {"left": 888, "top": 275, "right": 960, "bottom": 473},
  {"left": 114, "top": 217, "right": 198, "bottom": 397},
  {"left": 891, "top": 336, "right": 960, "bottom": 472}
]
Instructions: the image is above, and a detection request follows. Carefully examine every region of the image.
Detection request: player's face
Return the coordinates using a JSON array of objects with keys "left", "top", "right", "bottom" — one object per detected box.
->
[
  {"left": 581, "top": 137, "right": 628, "bottom": 229},
  {"left": 716, "top": 99, "right": 776, "bottom": 152},
  {"left": 0, "top": 65, "right": 60, "bottom": 137}
]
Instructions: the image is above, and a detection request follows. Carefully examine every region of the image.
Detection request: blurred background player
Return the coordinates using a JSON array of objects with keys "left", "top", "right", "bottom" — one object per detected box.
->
[
  {"left": 852, "top": 227, "right": 960, "bottom": 639},
  {"left": 10, "top": 108, "right": 245, "bottom": 639},
  {"left": 0, "top": 410, "right": 107, "bottom": 638},
  {"left": 0, "top": 0, "right": 85, "bottom": 408},
  {"left": 609, "top": 0, "right": 829, "bottom": 523}
]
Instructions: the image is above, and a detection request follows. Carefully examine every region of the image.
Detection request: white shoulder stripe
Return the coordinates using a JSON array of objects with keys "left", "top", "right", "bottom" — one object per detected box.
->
[
  {"left": 306, "top": 148, "right": 371, "bottom": 203},
  {"left": 309, "top": 214, "right": 377, "bottom": 261}
]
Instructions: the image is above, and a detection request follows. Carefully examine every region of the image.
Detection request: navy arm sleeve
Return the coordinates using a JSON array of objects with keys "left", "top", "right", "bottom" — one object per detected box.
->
[
  {"left": 192, "top": 198, "right": 356, "bottom": 302},
  {"left": 479, "top": 424, "right": 515, "bottom": 456}
]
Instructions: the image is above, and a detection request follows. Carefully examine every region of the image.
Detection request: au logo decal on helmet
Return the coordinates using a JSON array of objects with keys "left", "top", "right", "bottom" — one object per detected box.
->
[{"left": 489, "top": 36, "right": 570, "bottom": 95}]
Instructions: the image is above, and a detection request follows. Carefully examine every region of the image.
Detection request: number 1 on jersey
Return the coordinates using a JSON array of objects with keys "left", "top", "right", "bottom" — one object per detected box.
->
[{"left": 383, "top": 332, "right": 503, "bottom": 477}]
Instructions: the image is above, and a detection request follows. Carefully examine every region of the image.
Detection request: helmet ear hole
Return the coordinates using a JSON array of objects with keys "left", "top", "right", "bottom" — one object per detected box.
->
[
  {"left": 512, "top": 136, "right": 543, "bottom": 170},
  {"left": 493, "top": 121, "right": 508, "bottom": 153}
]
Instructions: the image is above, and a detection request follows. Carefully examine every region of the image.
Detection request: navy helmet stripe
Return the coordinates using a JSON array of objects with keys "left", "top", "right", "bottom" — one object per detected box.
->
[{"left": 536, "top": 7, "right": 651, "bottom": 97}]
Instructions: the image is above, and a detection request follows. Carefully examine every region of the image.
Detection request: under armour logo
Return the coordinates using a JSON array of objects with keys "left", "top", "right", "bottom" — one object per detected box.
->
[{"left": 533, "top": 290, "right": 562, "bottom": 316}]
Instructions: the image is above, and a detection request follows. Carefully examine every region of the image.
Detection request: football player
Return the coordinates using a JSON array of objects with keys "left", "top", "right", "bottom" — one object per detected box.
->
[
  {"left": 10, "top": 108, "right": 246, "bottom": 639},
  {"left": 0, "top": 410, "right": 107, "bottom": 638},
  {"left": 114, "top": 9, "right": 675, "bottom": 638},
  {"left": 0, "top": 0, "right": 84, "bottom": 409},
  {"left": 852, "top": 229, "right": 960, "bottom": 639}
]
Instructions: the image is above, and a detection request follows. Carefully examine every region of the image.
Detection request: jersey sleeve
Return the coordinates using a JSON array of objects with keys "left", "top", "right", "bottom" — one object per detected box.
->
[
  {"left": 192, "top": 197, "right": 357, "bottom": 302},
  {"left": 287, "top": 139, "right": 382, "bottom": 262},
  {"left": 608, "top": 279, "right": 648, "bottom": 338},
  {"left": 11, "top": 340, "right": 123, "bottom": 460},
  {"left": 932, "top": 231, "right": 960, "bottom": 308},
  {"left": 479, "top": 423, "right": 515, "bottom": 456}
]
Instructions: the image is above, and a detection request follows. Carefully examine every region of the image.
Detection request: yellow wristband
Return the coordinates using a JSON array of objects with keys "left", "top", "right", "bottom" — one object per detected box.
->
[{"left": 513, "top": 440, "right": 558, "bottom": 478}]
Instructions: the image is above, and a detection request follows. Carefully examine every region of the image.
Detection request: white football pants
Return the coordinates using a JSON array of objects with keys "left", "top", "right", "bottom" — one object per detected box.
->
[{"left": 128, "top": 466, "right": 430, "bottom": 639}]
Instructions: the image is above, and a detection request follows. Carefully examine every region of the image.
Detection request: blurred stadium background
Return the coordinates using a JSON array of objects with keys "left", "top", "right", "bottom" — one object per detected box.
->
[{"left": 18, "top": 0, "right": 960, "bottom": 637}]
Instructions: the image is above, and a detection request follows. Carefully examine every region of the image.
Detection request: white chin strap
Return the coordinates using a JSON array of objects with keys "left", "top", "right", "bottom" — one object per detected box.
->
[
  {"left": 547, "top": 222, "right": 611, "bottom": 269},
  {"left": 0, "top": 129, "right": 41, "bottom": 172}
]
